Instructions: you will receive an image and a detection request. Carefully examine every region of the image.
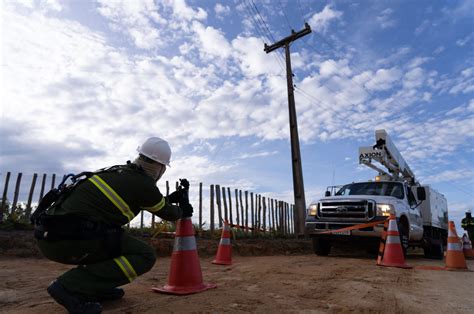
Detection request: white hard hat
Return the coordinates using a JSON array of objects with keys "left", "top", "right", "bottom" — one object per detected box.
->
[{"left": 137, "top": 137, "right": 171, "bottom": 166}]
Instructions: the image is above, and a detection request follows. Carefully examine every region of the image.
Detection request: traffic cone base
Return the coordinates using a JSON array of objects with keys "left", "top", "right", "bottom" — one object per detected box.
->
[
  {"left": 378, "top": 215, "right": 412, "bottom": 269},
  {"left": 462, "top": 235, "right": 474, "bottom": 260},
  {"left": 152, "top": 218, "right": 217, "bottom": 295},
  {"left": 212, "top": 221, "right": 232, "bottom": 265},
  {"left": 445, "top": 221, "right": 468, "bottom": 271}
]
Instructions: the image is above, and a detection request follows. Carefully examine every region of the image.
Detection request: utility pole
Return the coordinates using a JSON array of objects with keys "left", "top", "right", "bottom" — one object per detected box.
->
[{"left": 264, "top": 23, "right": 311, "bottom": 236}]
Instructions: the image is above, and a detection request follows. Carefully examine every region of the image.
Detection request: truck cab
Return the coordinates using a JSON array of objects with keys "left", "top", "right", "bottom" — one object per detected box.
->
[{"left": 305, "top": 130, "right": 448, "bottom": 258}]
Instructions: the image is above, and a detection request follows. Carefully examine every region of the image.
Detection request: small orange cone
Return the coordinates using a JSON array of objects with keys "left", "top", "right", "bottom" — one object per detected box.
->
[
  {"left": 462, "top": 234, "right": 474, "bottom": 259},
  {"left": 212, "top": 220, "right": 232, "bottom": 265},
  {"left": 152, "top": 218, "right": 217, "bottom": 295},
  {"left": 445, "top": 221, "right": 468, "bottom": 271},
  {"left": 378, "top": 214, "right": 412, "bottom": 269}
]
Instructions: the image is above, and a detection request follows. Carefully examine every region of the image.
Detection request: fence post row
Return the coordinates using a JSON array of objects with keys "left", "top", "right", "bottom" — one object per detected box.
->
[{"left": 1, "top": 172, "right": 300, "bottom": 236}]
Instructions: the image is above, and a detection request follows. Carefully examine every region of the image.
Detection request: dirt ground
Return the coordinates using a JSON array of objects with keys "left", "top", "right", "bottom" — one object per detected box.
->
[{"left": 1, "top": 250, "right": 473, "bottom": 314}]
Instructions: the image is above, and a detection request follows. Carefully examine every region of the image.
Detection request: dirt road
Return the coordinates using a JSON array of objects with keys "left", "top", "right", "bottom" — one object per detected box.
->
[{"left": 1, "top": 253, "right": 473, "bottom": 313}]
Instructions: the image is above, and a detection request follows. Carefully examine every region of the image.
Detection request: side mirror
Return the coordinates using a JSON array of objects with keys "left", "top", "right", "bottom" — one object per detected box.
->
[
  {"left": 325, "top": 191, "right": 331, "bottom": 197},
  {"left": 417, "top": 187, "right": 426, "bottom": 201}
]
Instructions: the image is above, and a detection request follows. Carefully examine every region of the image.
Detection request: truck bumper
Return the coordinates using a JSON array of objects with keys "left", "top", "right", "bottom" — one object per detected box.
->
[{"left": 305, "top": 219, "right": 387, "bottom": 238}]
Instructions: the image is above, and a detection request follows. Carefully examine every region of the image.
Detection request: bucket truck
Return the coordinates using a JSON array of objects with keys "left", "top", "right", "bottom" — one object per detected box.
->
[{"left": 305, "top": 130, "right": 448, "bottom": 259}]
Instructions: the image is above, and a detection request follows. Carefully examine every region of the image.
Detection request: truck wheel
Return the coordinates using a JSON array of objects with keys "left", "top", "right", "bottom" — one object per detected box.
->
[
  {"left": 424, "top": 242, "right": 444, "bottom": 260},
  {"left": 312, "top": 238, "right": 331, "bottom": 256}
]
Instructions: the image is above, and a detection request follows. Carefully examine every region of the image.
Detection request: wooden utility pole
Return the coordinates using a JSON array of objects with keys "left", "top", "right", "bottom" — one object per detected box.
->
[{"left": 264, "top": 23, "right": 311, "bottom": 236}]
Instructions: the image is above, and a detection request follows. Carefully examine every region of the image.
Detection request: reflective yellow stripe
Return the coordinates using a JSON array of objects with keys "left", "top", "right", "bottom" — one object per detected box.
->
[
  {"left": 142, "top": 197, "right": 166, "bottom": 212},
  {"left": 113, "top": 256, "right": 137, "bottom": 282},
  {"left": 88, "top": 175, "right": 135, "bottom": 222}
]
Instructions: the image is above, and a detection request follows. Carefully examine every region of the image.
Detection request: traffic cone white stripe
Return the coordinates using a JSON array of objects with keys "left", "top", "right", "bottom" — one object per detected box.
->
[
  {"left": 385, "top": 235, "right": 401, "bottom": 244},
  {"left": 388, "top": 219, "right": 397, "bottom": 231},
  {"left": 174, "top": 236, "right": 197, "bottom": 251},
  {"left": 447, "top": 242, "right": 462, "bottom": 251},
  {"left": 220, "top": 238, "right": 231, "bottom": 245}
]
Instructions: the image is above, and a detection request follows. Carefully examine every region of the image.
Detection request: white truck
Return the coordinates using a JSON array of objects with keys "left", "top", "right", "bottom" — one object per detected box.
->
[{"left": 305, "top": 130, "right": 448, "bottom": 259}]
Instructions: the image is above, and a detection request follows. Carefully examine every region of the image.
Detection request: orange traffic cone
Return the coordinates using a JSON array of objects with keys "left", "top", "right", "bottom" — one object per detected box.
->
[
  {"left": 212, "top": 220, "right": 232, "bottom": 265},
  {"left": 462, "top": 234, "right": 474, "bottom": 259},
  {"left": 445, "top": 221, "right": 468, "bottom": 271},
  {"left": 378, "top": 214, "right": 412, "bottom": 269},
  {"left": 152, "top": 218, "right": 217, "bottom": 295}
]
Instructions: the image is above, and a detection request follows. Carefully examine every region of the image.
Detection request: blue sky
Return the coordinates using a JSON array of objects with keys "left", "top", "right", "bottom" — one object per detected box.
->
[{"left": 1, "top": 0, "right": 473, "bottom": 230}]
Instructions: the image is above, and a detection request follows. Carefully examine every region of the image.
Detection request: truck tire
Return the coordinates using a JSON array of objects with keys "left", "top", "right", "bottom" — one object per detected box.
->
[
  {"left": 424, "top": 242, "right": 444, "bottom": 260},
  {"left": 312, "top": 238, "right": 331, "bottom": 256}
]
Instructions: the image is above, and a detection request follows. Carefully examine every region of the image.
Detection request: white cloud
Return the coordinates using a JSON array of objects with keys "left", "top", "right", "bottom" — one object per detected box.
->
[
  {"left": 414, "top": 19, "right": 430, "bottom": 35},
  {"left": 192, "top": 21, "right": 231, "bottom": 58},
  {"left": 403, "top": 67, "right": 425, "bottom": 89},
  {"left": 364, "top": 67, "right": 402, "bottom": 91},
  {"left": 169, "top": 0, "right": 207, "bottom": 21},
  {"left": 308, "top": 5, "right": 343, "bottom": 34},
  {"left": 238, "top": 151, "right": 279, "bottom": 159},
  {"left": 232, "top": 36, "right": 282, "bottom": 77},
  {"left": 456, "top": 34, "right": 473, "bottom": 46},
  {"left": 214, "top": 3, "right": 230, "bottom": 18},
  {"left": 319, "top": 59, "right": 352, "bottom": 78},
  {"left": 433, "top": 46, "right": 445, "bottom": 54},
  {"left": 97, "top": 0, "right": 166, "bottom": 49},
  {"left": 376, "top": 8, "right": 396, "bottom": 29}
]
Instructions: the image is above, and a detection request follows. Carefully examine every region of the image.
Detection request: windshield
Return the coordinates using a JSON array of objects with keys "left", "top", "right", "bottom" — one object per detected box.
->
[{"left": 335, "top": 182, "right": 405, "bottom": 199}]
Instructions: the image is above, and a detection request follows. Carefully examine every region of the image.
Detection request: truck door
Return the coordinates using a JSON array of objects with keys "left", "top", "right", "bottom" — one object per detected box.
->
[{"left": 406, "top": 185, "right": 423, "bottom": 240}]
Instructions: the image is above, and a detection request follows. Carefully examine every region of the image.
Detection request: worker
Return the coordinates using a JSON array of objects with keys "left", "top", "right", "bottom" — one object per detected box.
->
[
  {"left": 32, "top": 137, "right": 193, "bottom": 314},
  {"left": 461, "top": 210, "right": 474, "bottom": 242}
]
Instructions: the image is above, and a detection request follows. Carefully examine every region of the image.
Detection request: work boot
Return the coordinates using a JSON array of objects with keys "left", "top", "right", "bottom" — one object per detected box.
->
[{"left": 47, "top": 280, "right": 102, "bottom": 314}]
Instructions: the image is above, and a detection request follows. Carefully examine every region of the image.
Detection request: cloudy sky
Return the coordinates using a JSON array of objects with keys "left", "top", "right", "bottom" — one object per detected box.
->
[{"left": 1, "top": 0, "right": 473, "bottom": 230}]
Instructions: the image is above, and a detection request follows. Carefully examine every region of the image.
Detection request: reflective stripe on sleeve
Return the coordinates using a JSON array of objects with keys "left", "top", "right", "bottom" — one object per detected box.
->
[
  {"left": 113, "top": 256, "right": 138, "bottom": 282},
  {"left": 142, "top": 197, "right": 166, "bottom": 213},
  {"left": 88, "top": 175, "right": 135, "bottom": 222}
]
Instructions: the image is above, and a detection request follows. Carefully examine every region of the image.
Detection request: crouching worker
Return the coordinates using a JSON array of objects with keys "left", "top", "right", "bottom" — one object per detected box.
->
[{"left": 31, "top": 137, "right": 193, "bottom": 314}]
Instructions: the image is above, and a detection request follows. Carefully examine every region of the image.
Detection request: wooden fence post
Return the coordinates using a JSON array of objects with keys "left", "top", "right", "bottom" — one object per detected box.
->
[
  {"left": 244, "top": 191, "right": 248, "bottom": 232},
  {"left": 227, "top": 187, "right": 233, "bottom": 225},
  {"left": 25, "top": 173, "right": 38, "bottom": 218},
  {"left": 11, "top": 173, "right": 22, "bottom": 213},
  {"left": 51, "top": 174, "right": 56, "bottom": 190},
  {"left": 239, "top": 190, "right": 244, "bottom": 228},
  {"left": 234, "top": 189, "right": 240, "bottom": 225},
  {"left": 262, "top": 196, "right": 266, "bottom": 232},
  {"left": 140, "top": 210, "right": 144, "bottom": 229},
  {"left": 199, "top": 182, "right": 203, "bottom": 230},
  {"left": 222, "top": 186, "right": 228, "bottom": 222},
  {"left": 215, "top": 185, "right": 222, "bottom": 228},
  {"left": 1, "top": 172, "right": 11, "bottom": 221},
  {"left": 257, "top": 195, "right": 262, "bottom": 231},
  {"left": 38, "top": 174, "right": 47, "bottom": 202},
  {"left": 250, "top": 192, "right": 254, "bottom": 234},
  {"left": 210, "top": 184, "right": 215, "bottom": 233},
  {"left": 166, "top": 181, "right": 170, "bottom": 196}
]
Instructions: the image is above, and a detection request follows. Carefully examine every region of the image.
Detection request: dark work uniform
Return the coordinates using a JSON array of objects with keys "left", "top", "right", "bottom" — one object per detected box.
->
[
  {"left": 37, "top": 164, "right": 181, "bottom": 297},
  {"left": 461, "top": 215, "right": 474, "bottom": 242}
]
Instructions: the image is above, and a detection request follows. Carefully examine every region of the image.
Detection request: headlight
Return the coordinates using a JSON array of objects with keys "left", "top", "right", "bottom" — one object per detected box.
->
[
  {"left": 376, "top": 204, "right": 395, "bottom": 216},
  {"left": 307, "top": 204, "right": 318, "bottom": 216}
]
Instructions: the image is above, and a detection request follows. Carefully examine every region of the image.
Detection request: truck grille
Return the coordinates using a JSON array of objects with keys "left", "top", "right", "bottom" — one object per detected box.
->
[{"left": 318, "top": 200, "right": 375, "bottom": 221}]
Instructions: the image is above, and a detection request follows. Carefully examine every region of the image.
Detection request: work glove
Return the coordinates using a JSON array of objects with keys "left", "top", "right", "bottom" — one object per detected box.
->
[
  {"left": 179, "top": 178, "right": 190, "bottom": 190},
  {"left": 180, "top": 202, "right": 193, "bottom": 218},
  {"left": 167, "top": 190, "right": 184, "bottom": 204}
]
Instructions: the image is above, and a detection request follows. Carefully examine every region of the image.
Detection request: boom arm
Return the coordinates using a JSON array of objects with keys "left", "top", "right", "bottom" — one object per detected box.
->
[{"left": 359, "top": 130, "right": 416, "bottom": 184}]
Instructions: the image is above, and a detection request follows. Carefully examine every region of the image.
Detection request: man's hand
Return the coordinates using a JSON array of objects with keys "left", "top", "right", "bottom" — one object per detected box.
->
[{"left": 180, "top": 203, "right": 193, "bottom": 218}]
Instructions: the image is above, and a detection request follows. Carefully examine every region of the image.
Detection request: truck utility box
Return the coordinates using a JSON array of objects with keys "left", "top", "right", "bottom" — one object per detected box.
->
[{"left": 418, "top": 186, "right": 448, "bottom": 230}]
